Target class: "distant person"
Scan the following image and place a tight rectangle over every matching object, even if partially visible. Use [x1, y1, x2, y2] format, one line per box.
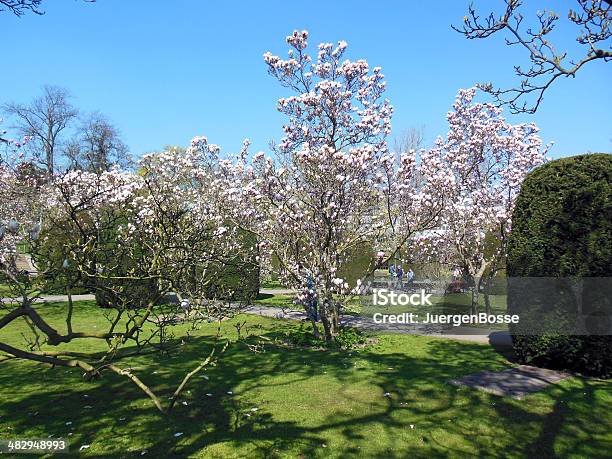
[180, 299, 190, 316]
[407, 268, 414, 289]
[388, 265, 396, 288]
[396, 265, 404, 289]
[449, 267, 465, 293]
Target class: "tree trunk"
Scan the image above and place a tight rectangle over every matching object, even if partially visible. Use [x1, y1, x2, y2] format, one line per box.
[320, 301, 333, 342]
[330, 302, 340, 336]
[319, 294, 340, 342]
[311, 319, 321, 339]
[469, 263, 489, 315]
[483, 276, 492, 315]
[470, 283, 479, 315]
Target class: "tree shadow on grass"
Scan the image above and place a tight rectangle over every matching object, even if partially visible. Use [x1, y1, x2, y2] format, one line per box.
[0, 319, 609, 458]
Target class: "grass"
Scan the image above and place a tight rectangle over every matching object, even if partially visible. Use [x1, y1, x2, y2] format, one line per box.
[254, 293, 296, 309]
[0, 283, 13, 296]
[359, 292, 509, 329]
[260, 279, 286, 290]
[0, 301, 610, 457]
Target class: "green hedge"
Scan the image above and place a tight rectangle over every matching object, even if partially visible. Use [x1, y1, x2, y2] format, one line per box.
[33, 226, 91, 296]
[507, 153, 612, 377]
[34, 220, 259, 306]
[201, 230, 260, 303]
[337, 242, 374, 288]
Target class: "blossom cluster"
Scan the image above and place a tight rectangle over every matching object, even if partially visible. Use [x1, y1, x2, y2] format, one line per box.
[407, 88, 550, 275]
[264, 30, 392, 155]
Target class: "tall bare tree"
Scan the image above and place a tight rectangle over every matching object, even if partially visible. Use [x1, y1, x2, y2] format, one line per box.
[3, 85, 78, 175]
[394, 126, 425, 155]
[65, 112, 131, 173]
[454, 0, 611, 113]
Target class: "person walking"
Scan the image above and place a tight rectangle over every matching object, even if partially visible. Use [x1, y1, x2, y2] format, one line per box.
[388, 264, 396, 288]
[407, 268, 414, 290]
[396, 265, 404, 290]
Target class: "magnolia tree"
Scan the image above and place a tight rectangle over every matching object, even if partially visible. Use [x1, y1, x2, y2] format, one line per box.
[415, 88, 549, 313]
[0, 139, 250, 413]
[208, 31, 446, 342]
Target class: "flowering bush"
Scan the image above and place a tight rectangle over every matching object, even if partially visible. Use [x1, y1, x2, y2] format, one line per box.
[0, 140, 249, 413]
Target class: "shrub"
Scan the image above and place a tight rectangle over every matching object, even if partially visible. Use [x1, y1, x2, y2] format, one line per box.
[33, 226, 91, 295]
[35, 218, 259, 306]
[282, 323, 370, 350]
[94, 278, 160, 309]
[334, 326, 370, 349]
[201, 229, 260, 303]
[34, 220, 160, 307]
[507, 153, 612, 377]
[202, 259, 260, 303]
[337, 242, 374, 288]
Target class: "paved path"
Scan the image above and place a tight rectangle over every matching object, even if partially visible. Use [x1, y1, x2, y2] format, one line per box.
[244, 304, 513, 346]
[259, 288, 296, 295]
[0, 289, 290, 304]
[1, 294, 96, 303]
[2, 291, 512, 347]
[449, 365, 569, 399]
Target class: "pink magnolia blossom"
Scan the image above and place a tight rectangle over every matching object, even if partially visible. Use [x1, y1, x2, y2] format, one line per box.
[410, 88, 550, 311]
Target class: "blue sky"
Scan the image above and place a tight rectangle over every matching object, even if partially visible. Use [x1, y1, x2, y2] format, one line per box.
[1, 0, 610, 159]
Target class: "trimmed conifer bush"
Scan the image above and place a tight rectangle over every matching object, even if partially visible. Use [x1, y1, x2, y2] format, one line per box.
[507, 153, 612, 377]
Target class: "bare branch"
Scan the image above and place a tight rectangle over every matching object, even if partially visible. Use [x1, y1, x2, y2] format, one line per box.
[0, 0, 43, 16]
[0, 0, 97, 16]
[3, 85, 78, 174]
[454, 0, 611, 113]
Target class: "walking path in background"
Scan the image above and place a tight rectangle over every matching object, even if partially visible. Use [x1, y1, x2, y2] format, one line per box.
[1, 294, 97, 303]
[2, 289, 289, 304]
[259, 288, 295, 295]
[2, 289, 512, 346]
[244, 303, 513, 346]
[0, 289, 288, 304]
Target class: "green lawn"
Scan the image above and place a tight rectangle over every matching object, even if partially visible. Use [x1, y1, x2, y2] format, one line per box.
[254, 293, 297, 309]
[0, 285, 11, 296]
[359, 292, 509, 329]
[260, 279, 286, 290]
[0, 301, 610, 458]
